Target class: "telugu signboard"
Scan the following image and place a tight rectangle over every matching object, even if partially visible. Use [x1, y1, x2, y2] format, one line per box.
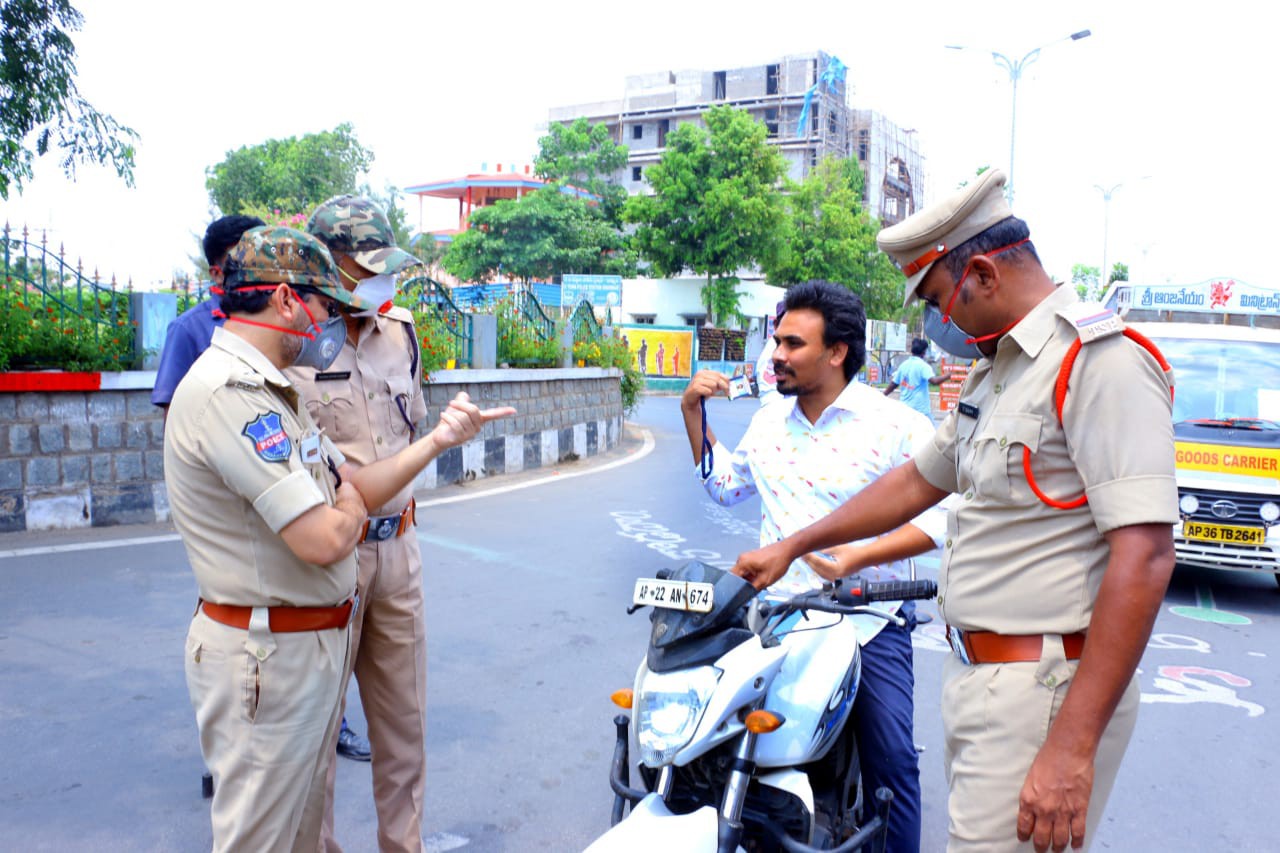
[562, 274, 622, 309]
[1119, 279, 1280, 315]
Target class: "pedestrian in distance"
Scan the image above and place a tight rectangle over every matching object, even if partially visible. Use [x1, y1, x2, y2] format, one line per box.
[884, 337, 954, 422]
[165, 225, 514, 852]
[731, 169, 1178, 853]
[681, 280, 947, 853]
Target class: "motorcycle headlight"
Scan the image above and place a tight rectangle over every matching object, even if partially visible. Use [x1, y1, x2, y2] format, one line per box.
[636, 665, 720, 767]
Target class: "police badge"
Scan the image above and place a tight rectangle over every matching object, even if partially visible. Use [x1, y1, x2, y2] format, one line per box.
[242, 412, 293, 463]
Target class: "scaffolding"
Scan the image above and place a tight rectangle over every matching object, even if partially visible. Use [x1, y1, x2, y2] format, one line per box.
[853, 109, 924, 226]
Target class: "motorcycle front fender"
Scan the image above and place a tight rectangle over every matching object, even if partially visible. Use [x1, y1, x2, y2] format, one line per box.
[583, 793, 744, 853]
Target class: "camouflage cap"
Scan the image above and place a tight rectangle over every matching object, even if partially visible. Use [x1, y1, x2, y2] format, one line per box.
[307, 195, 422, 276]
[225, 226, 377, 312]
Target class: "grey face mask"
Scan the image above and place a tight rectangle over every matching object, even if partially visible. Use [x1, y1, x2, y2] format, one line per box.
[293, 313, 346, 370]
[922, 304, 985, 361]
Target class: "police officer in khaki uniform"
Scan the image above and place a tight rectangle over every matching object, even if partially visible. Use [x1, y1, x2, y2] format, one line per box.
[286, 195, 432, 853]
[732, 170, 1178, 853]
[167, 226, 514, 852]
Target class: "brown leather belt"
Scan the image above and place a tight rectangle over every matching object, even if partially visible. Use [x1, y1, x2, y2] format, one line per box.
[199, 598, 355, 632]
[361, 498, 416, 543]
[947, 626, 1086, 665]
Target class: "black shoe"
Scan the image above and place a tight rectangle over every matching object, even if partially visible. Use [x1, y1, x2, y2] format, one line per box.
[337, 721, 371, 761]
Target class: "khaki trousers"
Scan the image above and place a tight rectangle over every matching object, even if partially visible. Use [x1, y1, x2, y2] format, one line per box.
[320, 532, 428, 853]
[186, 609, 349, 853]
[941, 638, 1140, 852]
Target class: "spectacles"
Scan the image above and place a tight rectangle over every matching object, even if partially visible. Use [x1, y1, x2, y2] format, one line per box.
[301, 291, 342, 319]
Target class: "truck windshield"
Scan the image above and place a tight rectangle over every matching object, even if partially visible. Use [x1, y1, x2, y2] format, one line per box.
[1152, 337, 1280, 427]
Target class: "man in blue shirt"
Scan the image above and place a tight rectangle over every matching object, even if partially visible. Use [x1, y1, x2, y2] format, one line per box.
[151, 215, 264, 412]
[153, 213, 373, 762]
[884, 337, 952, 420]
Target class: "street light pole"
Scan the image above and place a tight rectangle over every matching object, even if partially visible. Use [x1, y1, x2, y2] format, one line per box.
[1094, 182, 1122, 298]
[947, 29, 1091, 204]
[1094, 175, 1149, 297]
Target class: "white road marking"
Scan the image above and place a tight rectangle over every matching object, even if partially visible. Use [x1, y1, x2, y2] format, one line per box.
[415, 426, 655, 509]
[0, 534, 182, 560]
[0, 427, 655, 559]
[423, 832, 470, 852]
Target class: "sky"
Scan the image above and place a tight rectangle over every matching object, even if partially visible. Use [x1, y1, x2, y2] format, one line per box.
[1, 0, 1273, 294]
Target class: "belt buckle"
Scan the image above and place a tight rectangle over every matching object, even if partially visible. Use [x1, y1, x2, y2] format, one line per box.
[947, 626, 973, 665]
[368, 515, 398, 542]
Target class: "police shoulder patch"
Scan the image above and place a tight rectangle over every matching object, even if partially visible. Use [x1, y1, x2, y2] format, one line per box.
[1058, 301, 1124, 344]
[242, 411, 293, 463]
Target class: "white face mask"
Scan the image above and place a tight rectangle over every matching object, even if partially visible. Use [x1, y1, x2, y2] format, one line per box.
[351, 274, 397, 316]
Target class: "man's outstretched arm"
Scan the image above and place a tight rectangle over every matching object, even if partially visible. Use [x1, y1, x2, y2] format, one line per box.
[733, 460, 948, 588]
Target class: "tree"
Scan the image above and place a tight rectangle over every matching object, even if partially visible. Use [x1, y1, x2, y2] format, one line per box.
[1072, 263, 1100, 301]
[534, 117, 629, 223]
[1108, 261, 1129, 287]
[442, 188, 635, 285]
[0, 0, 137, 198]
[624, 105, 786, 327]
[204, 122, 373, 215]
[762, 156, 903, 320]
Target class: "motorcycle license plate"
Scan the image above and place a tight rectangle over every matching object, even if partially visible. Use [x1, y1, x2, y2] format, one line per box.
[1182, 521, 1266, 546]
[632, 578, 715, 613]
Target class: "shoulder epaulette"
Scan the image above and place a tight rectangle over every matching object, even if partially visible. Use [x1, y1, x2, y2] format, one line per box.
[1056, 301, 1124, 344]
[381, 305, 415, 324]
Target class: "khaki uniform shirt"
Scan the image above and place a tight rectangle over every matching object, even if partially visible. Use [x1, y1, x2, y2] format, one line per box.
[914, 285, 1178, 635]
[287, 306, 426, 516]
[164, 327, 357, 607]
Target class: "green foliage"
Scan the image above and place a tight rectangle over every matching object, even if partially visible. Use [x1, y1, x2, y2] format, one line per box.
[489, 294, 563, 366]
[0, 279, 133, 371]
[624, 105, 785, 327]
[535, 117, 630, 223]
[702, 276, 746, 329]
[205, 122, 373, 215]
[1108, 261, 1129, 286]
[1072, 263, 1100, 300]
[573, 332, 643, 417]
[443, 188, 635, 284]
[0, 0, 137, 199]
[762, 156, 902, 320]
[410, 307, 466, 373]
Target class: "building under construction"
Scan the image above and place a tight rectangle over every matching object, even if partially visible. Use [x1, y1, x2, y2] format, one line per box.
[547, 50, 924, 226]
[852, 109, 925, 226]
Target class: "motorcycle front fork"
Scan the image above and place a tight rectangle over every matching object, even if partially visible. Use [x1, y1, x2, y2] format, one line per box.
[716, 729, 758, 853]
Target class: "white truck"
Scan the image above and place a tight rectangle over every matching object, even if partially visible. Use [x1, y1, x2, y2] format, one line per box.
[1104, 279, 1280, 588]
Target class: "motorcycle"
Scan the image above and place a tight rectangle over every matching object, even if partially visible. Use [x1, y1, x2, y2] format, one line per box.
[585, 560, 937, 853]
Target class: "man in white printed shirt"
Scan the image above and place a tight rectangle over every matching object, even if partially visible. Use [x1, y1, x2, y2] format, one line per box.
[680, 280, 945, 853]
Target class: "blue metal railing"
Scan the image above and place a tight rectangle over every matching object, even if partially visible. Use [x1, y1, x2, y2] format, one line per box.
[398, 273, 473, 368]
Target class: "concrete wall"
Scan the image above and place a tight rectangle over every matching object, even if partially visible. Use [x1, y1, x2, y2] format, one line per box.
[0, 367, 623, 533]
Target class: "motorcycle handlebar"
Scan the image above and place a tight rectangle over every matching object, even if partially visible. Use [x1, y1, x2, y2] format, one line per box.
[832, 578, 937, 606]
